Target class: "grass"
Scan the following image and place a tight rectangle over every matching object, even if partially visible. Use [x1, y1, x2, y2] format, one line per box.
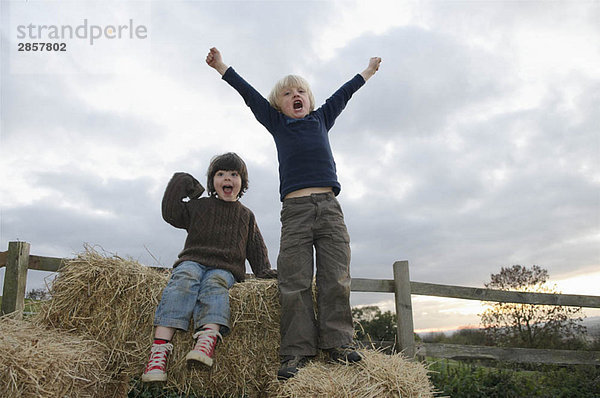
[428, 359, 600, 398]
[0, 296, 43, 316]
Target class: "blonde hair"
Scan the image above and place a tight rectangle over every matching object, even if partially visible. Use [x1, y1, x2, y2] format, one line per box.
[268, 75, 315, 113]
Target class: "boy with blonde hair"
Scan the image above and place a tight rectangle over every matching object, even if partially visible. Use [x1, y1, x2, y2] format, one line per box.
[207, 49, 381, 380]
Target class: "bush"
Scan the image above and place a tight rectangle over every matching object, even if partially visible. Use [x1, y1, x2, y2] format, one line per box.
[429, 361, 527, 397]
[428, 360, 600, 398]
[352, 306, 397, 342]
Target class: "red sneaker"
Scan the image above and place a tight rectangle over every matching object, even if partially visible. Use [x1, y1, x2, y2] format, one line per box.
[141, 342, 173, 382]
[185, 328, 222, 367]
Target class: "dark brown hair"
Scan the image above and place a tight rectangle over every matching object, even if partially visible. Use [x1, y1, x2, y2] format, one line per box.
[206, 152, 249, 198]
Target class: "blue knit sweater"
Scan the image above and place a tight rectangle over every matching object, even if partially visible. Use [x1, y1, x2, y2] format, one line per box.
[222, 67, 365, 201]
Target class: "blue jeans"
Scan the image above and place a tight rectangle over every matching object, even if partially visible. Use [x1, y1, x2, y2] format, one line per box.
[153, 261, 235, 335]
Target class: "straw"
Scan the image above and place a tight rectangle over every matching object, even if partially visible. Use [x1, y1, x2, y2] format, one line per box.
[33, 246, 434, 397]
[0, 315, 126, 397]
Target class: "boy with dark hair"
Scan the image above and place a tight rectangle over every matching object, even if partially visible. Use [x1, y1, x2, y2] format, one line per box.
[142, 152, 276, 382]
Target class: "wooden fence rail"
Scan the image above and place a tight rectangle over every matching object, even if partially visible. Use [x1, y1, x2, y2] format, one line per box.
[1, 241, 599, 366]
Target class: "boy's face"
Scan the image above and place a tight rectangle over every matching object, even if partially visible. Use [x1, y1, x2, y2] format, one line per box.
[213, 170, 242, 201]
[278, 86, 310, 119]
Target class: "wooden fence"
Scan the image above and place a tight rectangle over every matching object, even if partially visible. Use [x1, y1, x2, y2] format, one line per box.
[1, 241, 599, 366]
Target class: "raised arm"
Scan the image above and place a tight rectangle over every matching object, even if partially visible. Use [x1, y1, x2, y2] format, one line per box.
[206, 47, 229, 76]
[206, 47, 281, 132]
[360, 57, 382, 82]
[316, 57, 382, 129]
[162, 172, 205, 229]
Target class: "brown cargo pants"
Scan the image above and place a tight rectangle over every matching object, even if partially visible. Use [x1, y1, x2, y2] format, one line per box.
[277, 192, 354, 356]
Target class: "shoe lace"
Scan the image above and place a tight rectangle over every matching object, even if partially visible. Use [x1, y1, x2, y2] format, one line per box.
[192, 329, 222, 355]
[145, 342, 173, 372]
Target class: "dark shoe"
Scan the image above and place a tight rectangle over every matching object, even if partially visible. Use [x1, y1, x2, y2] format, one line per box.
[327, 344, 362, 363]
[277, 355, 309, 380]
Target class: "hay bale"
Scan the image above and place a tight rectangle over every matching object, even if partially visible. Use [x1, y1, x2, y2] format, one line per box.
[160, 278, 281, 397]
[275, 350, 435, 398]
[35, 247, 281, 397]
[35, 247, 434, 397]
[35, 247, 169, 374]
[0, 316, 126, 398]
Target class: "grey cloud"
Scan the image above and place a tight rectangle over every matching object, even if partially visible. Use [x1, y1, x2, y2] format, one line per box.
[323, 40, 599, 290]
[2, 75, 162, 146]
[31, 171, 159, 215]
[146, 1, 336, 87]
[312, 27, 508, 139]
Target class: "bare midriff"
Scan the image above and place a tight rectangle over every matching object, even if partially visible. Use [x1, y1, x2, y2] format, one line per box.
[284, 186, 333, 200]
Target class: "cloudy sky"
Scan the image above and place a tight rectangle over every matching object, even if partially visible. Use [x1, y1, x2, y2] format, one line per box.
[1, 0, 599, 332]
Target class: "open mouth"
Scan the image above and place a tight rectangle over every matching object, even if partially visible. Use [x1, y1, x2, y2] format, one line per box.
[222, 185, 233, 195]
[293, 100, 303, 110]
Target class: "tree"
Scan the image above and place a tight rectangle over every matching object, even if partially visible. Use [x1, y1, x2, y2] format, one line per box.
[352, 305, 397, 342]
[26, 288, 50, 301]
[480, 265, 586, 349]
[421, 327, 488, 346]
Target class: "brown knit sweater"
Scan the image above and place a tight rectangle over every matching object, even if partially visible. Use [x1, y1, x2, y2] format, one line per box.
[162, 172, 275, 282]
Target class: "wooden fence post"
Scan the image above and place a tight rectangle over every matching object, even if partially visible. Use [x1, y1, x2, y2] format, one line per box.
[1, 241, 30, 318]
[393, 260, 416, 357]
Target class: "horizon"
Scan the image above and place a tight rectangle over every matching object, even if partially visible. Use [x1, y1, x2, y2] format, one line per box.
[5, 252, 598, 336]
